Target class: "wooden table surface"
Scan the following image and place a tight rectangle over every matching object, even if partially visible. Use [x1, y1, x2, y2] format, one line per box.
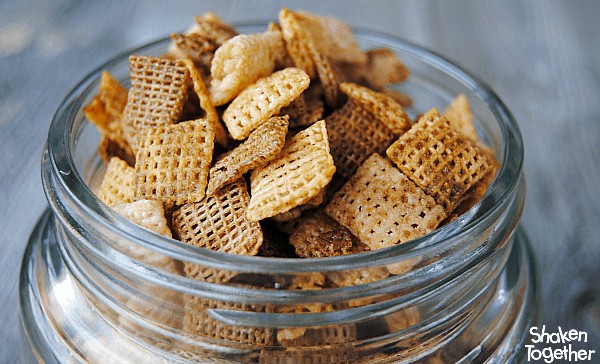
[2, 0, 599, 361]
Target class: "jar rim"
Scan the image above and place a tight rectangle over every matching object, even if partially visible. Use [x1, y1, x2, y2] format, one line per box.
[44, 24, 524, 273]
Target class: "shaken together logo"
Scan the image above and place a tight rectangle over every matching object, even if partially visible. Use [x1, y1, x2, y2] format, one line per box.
[525, 326, 595, 363]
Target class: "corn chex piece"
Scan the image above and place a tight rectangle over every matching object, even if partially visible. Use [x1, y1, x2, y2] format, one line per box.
[363, 48, 409, 90]
[135, 119, 214, 205]
[112, 199, 172, 238]
[325, 154, 447, 250]
[172, 179, 263, 255]
[122, 55, 189, 149]
[247, 120, 335, 221]
[210, 30, 286, 106]
[443, 94, 478, 141]
[340, 82, 412, 135]
[206, 116, 289, 197]
[386, 109, 494, 212]
[326, 101, 397, 179]
[289, 211, 357, 258]
[97, 157, 135, 206]
[222, 67, 309, 140]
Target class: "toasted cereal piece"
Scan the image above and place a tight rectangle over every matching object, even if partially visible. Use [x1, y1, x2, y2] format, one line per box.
[258, 220, 298, 258]
[326, 101, 397, 179]
[279, 94, 311, 128]
[184, 264, 237, 284]
[169, 33, 218, 76]
[122, 56, 189, 149]
[210, 30, 286, 106]
[340, 82, 411, 135]
[223, 67, 310, 140]
[135, 119, 214, 205]
[269, 188, 326, 222]
[206, 116, 289, 197]
[386, 109, 494, 212]
[295, 10, 366, 65]
[97, 157, 135, 206]
[190, 12, 238, 45]
[279, 8, 317, 78]
[112, 200, 172, 238]
[327, 266, 389, 288]
[289, 211, 356, 258]
[363, 48, 409, 90]
[382, 88, 413, 108]
[182, 59, 229, 148]
[172, 179, 263, 255]
[247, 120, 336, 221]
[325, 154, 447, 250]
[443, 94, 478, 141]
[98, 71, 128, 118]
[97, 135, 135, 167]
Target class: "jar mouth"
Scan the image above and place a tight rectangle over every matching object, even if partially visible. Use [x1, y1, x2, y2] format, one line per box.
[44, 25, 524, 273]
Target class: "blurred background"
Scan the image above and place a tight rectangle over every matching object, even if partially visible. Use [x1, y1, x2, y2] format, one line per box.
[1, 0, 599, 361]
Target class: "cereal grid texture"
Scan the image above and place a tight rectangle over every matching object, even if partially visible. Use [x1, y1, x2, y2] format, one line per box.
[222, 67, 309, 140]
[97, 157, 135, 206]
[386, 109, 493, 212]
[112, 199, 172, 238]
[326, 101, 397, 179]
[289, 212, 355, 258]
[122, 55, 189, 149]
[172, 179, 264, 255]
[247, 120, 335, 221]
[135, 118, 214, 205]
[206, 116, 289, 197]
[325, 154, 447, 250]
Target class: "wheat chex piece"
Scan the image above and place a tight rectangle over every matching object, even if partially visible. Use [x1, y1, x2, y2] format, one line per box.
[190, 12, 238, 45]
[247, 120, 336, 221]
[278, 93, 311, 128]
[135, 118, 214, 205]
[326, 101, 397, 179]
[122, 55, 189, 149]
[169, 33, 219, 77]
[289, 211, 357, 258]
[112, 199, 172, 238]
[172, 179, 263, 255]
[206, 116, 289, 197]
[386, 109, 494, 212]
[340, 82, 412, 135]
[443, 94, 478, 141]
[223, 67, 309, 140]
[97, 157, 135, 206]
[210, 30, 286, 106]
[325, 154, 447, 250]
[363, 48, 409, 90]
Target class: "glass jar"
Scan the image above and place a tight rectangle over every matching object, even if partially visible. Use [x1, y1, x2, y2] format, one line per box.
[19, 25, 536, 363]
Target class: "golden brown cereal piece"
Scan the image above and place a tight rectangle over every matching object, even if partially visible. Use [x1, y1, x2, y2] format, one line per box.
[443, 94, 478, 141]
[206, 116, 289, 197]
[135, 118, 214, 205]
[386, 109, 494, 212]
[183, 264, 237, 284]
[279, 8, 318, 78]
[97, 157, 135, 206]
[210, 30, 286, 106]
[112, 199, 172, 238]
[382, 88, 413, 108]
[289, 211, 357, 258]
[326, 101, 397, 179]
[190, 12, 238, 45]
[313, 48, 340, 108]
[269, 188, 326, 223]
[182, 59, 229, 148]
[340, 82, 412, 135]
[247, 120, 336, 221]
[97, 135, 135, 167]
[172, 179, 264, 255]
[122, 55, 189, 149]
[169, 33, 218, 77]
[222, 67, 310, 140]
[363, 48, 409, 90]
[327, 266, 389, 288]
[98, 70, 128, 118]
[295, 10, 367, 65]
[325, 154, 447, 250]
[278, 93, 311, 128]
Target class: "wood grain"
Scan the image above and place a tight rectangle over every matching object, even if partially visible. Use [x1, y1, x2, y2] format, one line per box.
[1, 0, 599, 361]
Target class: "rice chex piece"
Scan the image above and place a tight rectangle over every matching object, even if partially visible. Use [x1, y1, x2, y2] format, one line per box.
[97, 157, 135, 206]
[325, 154, 446, 250]
[247, 120, 336, 221]
[135, 118, 214, 205]
[112, 199, 172, 238]
[443, 94, 478, 141]
[363, 48, 409, 90]
[340, 82, 411, 135]
[222, 67, 309, 140]
[206, 116, 289, 197]
[172, 179, 263, 255]
[210, 30, 286, 106]
[289, 211, 356, 258]
[122, 55, 189, 149]
[326, 101, 397, 179]
[386, 109, 494, 212]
